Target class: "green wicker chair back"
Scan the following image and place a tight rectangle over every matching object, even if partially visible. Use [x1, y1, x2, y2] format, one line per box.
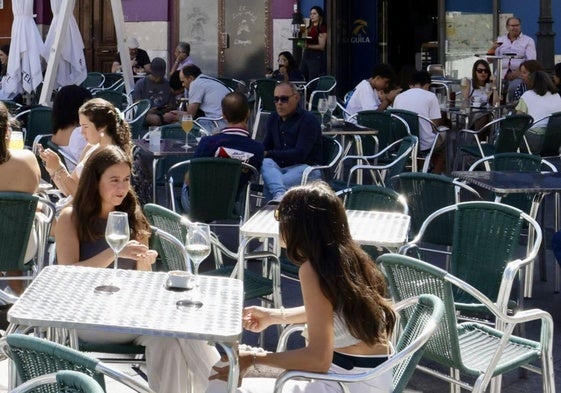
[144, 204, 190, 272]
[379, 253, 552, 393]
[80, 72, 105, 90]
[390, 172, 457, 242]
[491, 114, 533, 154]
[123, 99, 151, 139]
[538, 111, 561, 156]
[339, 185, 406, 212]
[188, 158, 243, 222]
[450, 202, 523, 305]
[0, 192, 39, 270]
[5, 334, 106, 392]
[253, 79, 279, 112]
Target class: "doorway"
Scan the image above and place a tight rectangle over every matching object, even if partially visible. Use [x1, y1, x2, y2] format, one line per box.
[0, 0, 13, 47]
[74, 0, 117, 72]
[381, 0, 438, 73]
[173, 0, 270, 82]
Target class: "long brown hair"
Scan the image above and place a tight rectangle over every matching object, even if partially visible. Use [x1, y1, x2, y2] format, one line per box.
[278, 181, 396, 344]
[0, 102, 10, 164]
[72, 145, 149, 243]
[78, 98, 132, 158]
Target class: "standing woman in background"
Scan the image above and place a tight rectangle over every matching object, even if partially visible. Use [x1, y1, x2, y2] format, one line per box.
[300, 6, 327, 81]
[0, 45, 9, 79]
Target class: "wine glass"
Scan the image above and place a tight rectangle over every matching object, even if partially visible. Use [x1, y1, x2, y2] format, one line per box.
[180, 114, 193, 149]
[95, 211, 130, 293]
[327, 95, 338, 126]
[317, 98, 328, 130]
[185, 222, 211, 282]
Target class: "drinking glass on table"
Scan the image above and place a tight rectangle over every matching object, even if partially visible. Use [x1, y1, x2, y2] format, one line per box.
[327, 95, 338, 125]
[95, 211, 130, 293]
[317, 98, 328, 130]
[180, 113, 193, 149]
[185, 222, 211, 282]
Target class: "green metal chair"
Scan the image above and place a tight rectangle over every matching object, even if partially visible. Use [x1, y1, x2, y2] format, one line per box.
[0, 192, 41, 302]
[302, 136, 343, 185]
[379, 253, 555, 393]
[101, 73, 125, 91]
[337, 184, 408, 213]
[467, 153, 557, 299]
[250, 79, 279, 140]
[80, 72, 105, 90]
[390, 172, 480, 242]
[14, 106, 54, 148]
[92, 89, 128, 110]
[399, 201, 541, 320]
[387, 108, 449, 173]
[11, 370, 105, 393]
[123, 99, 151, 139]
[274, 295, 444, 393]
[143, 203, 281, 308]
[533, 111, 561, 157]
[165, 157, 257, 223]
[1, 334, 153, 392]
[343, 135, 418, 187]
[458, 114, 533, 168]
[304, 75, 337, 111]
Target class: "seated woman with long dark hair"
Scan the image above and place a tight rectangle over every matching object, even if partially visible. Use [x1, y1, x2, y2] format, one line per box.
[207, 181, 396, 393]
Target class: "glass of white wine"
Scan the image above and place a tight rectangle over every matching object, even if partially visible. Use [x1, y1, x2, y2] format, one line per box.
[181, 114, 193, 149]
[177, 223, 211, 308]
[317, 98, 328, 130]
[185, 222, 211, 279]
[96, 211, 130, 293]
[327, 95, 338, 127]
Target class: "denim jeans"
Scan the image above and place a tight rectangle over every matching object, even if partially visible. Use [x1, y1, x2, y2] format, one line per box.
[261, 158, 321, 201]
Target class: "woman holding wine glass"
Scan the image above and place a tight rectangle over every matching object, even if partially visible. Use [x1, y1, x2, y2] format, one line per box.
[56, 145, 220, 393]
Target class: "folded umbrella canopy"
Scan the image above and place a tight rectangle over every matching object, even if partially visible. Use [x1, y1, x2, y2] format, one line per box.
[42, 0, 87, 87]
[2, 0, 44, 98]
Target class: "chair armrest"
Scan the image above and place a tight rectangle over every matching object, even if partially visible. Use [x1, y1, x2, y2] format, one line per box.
[276, 324, 306, 352]
[96, 362, 155, 393]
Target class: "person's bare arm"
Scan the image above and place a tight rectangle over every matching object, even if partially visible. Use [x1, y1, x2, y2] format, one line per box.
[111, 61, 122, 73]
[56, 208, 157, 269]
[187, 102, 200, 118]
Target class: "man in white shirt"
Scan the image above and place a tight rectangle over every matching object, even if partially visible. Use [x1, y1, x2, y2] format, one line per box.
[164, 65, 230, 124]
[345, 64, 401, 122]
[488, 17, 536, 102]
[393, 70, 446, 173]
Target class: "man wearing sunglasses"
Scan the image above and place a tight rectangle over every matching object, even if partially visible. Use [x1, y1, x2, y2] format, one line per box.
[261, 82, 323, 202]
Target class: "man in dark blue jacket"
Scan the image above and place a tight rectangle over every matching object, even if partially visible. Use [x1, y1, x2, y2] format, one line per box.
[261, 82, 323, 201]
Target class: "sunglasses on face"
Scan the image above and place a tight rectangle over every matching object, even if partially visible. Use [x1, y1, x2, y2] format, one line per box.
[476, 69, 489, 74]
[273, 94, 295, 103]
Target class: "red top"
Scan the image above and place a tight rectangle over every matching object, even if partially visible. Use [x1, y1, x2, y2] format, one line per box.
[307, 24, 327, 45]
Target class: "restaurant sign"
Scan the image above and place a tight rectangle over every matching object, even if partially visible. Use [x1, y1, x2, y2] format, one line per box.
[351, 19, 371, 44]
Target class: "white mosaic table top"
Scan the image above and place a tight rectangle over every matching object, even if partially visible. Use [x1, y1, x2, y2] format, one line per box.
[241, 205, 410, 248]
[9, 265, 243, 342]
